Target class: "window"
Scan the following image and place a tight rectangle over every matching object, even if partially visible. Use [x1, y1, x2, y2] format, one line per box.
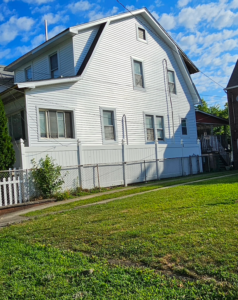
[8, 111, 25, 140]
[136, 25, 147, 43]
[50, 53, 59, 79]
[145, 114, 164, 142]
[25, 66, 32, 81]
[39, 110, 73, 139]
[168, 70, 176, 94]
[133, 60, 144, 89]
[181, 118, 187, 135]
[103, 110, 115, 140]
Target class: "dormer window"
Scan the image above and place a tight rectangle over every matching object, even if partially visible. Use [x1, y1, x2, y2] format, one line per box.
[50, 53, 59, 79]
[25, 66, 32, 81]
[136, 25, 147, 43]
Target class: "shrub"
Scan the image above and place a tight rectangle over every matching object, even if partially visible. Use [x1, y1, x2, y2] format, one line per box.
[31, 155, 65, 198]
[54, 190, 71, 201]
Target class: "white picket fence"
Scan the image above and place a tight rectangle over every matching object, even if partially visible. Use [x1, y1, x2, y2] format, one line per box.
[0, 169, 24, 207]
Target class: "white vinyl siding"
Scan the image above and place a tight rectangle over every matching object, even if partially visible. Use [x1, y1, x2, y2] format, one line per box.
[24, 15, 198, 147]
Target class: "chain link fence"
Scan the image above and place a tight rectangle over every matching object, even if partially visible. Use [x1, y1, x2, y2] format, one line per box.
[0, 154, 230, 207]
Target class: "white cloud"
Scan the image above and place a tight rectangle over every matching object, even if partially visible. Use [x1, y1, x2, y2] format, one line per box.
[0, 48, 11, 59]
[0, 16, 35, 45]
[125, 5, 135, 11]
[0, 13, 4, 21]
[177, 0, 191, 8]
[159, 13, 176, 30]
[48, 25, 66, 39]
[151, 11, 159, 20]
[68, 1, 92, 13]
[5, 0, 54, 3]
[87, 6, 119, 22]
[31, 5, 51, 14]
[41, 13, 69, 25]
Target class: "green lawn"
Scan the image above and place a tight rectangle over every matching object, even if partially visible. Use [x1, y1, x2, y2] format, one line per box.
[1, 173, 238, 299]
[24, 170, 238, 217]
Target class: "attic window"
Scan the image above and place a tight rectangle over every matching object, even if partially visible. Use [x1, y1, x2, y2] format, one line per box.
[50, 53, 59, 79]
[136, 25, 147, 43]
[25, 66, 32, 81]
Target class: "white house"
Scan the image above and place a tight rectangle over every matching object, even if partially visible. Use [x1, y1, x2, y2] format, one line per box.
[1, 8, 202, 188]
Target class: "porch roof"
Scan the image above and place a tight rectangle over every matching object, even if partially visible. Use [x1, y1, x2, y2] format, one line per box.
[196, 110, 229, 126]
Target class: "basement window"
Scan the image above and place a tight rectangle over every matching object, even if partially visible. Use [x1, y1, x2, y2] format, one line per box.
[39, 110, 73, 139]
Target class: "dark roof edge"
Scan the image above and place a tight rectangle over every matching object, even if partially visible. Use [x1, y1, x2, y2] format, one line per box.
[195, 109, 229, 123]
[77, 22, 106, 76]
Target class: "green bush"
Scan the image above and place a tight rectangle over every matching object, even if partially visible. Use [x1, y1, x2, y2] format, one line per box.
[31, 155, 65, 198]
[0, 98, 15, 170]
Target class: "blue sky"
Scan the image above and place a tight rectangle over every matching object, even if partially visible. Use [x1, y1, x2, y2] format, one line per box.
[0, 0, 237, 108]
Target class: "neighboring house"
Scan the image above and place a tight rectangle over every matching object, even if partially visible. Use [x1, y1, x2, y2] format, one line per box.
[0, 65, 14, 94]
[0, 8, 202, 186]
[196, 109, 230, 169]
[225, 60, 238, 168]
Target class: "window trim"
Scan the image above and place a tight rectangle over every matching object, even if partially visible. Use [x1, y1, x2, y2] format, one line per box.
[136, 24, 148, 44]
[167, 69, 177, 95]
[25, 65, 32, 82]
[49, 52, 60, 79]
[131, 56, 146, 91]
[143, 112, 165, 144]
[181, 117, 188, 136]
[100, 107, 118, 144]
[36, 106, 76, 142]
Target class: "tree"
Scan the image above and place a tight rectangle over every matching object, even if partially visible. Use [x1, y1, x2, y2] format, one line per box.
[0, 98, 15, 170]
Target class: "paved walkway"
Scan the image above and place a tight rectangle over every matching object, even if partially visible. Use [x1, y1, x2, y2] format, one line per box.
[0, 172, 236, 229]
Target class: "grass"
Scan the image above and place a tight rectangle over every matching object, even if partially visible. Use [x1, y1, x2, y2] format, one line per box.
[24, 170, 238, 217]
[1, 172, 238, 298]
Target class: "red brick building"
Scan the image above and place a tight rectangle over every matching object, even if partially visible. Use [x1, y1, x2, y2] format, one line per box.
[225, 60, 238, 168]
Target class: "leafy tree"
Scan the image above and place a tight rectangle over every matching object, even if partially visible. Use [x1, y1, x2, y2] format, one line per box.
[0, 98, 15, 170]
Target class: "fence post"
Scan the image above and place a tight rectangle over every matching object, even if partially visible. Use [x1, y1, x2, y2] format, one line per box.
[77, 140, 83, 188]
[197, 155, 200, 173]
[18, 138, 25, 169]
[189, 156, 193, 175]
[155, 139, 160, 180]
[181, 139, 184, 176]
[144, 160, 147, 182]
[122, 139, 127, 187]
[96, 164, 101, 190]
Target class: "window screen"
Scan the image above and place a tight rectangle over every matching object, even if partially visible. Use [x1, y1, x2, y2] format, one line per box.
[138, 28, 146, 40]
[50, 53, 59, 78]
[146, 115, 154, 141]
[25, 66, 32, 81]
[39, 110, 73, 139]
[168, 70, 176, 94]
[134, 60, 144, 88]
[8, 111, 25, 141]
[181, 118, 187, 135]
[103, 110, 115, 140]
[156, 116, 164, 140]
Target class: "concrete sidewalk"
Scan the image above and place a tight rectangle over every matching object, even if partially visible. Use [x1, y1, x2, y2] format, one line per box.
[0, 172, 236, 229]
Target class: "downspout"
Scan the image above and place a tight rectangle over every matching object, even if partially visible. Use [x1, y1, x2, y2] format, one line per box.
[122, 114, 128, 145]
[162, 58, 175, 142]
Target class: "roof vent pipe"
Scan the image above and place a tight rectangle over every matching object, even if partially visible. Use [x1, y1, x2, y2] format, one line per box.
[45, 20, 48, 41]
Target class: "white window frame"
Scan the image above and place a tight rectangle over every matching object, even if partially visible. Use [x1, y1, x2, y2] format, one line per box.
[136, 24, 148, 44]
[143, 112, 165, 143]
[25, 65, 32, 81]
[131, 56, 146, 91]
[36, 106, 76, 141]
[100, 107, 118, 144]
[181, 118, 188, 136]
[49, 52, 60, 79]
[167, 69, 177, 95]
